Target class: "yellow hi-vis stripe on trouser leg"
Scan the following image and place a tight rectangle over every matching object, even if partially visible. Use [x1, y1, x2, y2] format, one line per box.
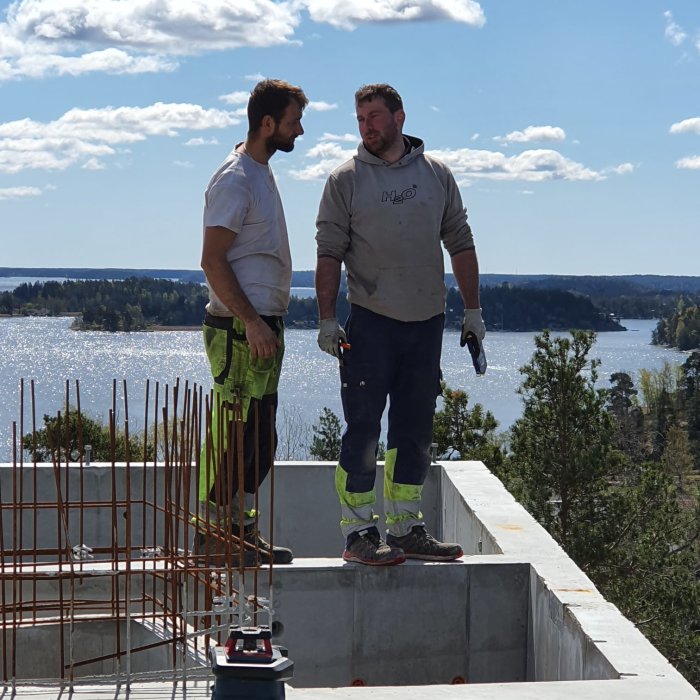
[336, 464, 378, 537]
[383, 448, 424, 536]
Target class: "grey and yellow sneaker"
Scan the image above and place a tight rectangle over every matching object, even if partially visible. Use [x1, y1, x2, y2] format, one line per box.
[343, 528, 406, 566]
[386, 526, 463, 562]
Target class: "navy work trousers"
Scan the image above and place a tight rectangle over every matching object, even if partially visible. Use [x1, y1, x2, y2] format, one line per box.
[337, 304, 443, 533]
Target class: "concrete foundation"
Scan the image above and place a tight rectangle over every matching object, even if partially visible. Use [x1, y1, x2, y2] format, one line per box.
[1, 460, 698, 698]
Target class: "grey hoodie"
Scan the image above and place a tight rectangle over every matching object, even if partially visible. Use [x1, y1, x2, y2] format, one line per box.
[315, 135, 474, 322]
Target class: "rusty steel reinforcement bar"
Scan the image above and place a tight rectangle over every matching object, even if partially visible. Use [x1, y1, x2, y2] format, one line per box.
[1, 377, 278, 685]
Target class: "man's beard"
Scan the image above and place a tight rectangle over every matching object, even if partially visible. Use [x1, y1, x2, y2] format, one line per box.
[363, 124, 398, 158]
[363, 133, 388, 155]
[268, 132, 296, 154]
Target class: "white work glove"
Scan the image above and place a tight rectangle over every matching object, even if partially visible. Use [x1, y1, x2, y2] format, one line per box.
[460, 308, 486, 346]
[317, 318, 347, 358]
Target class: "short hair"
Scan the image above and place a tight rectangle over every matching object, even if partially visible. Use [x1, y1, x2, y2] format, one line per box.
[355, 84, 403, 114]
[247, 79, 309, 135]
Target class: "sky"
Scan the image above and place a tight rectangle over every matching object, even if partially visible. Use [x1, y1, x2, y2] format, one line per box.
[0, 0, 699, 276]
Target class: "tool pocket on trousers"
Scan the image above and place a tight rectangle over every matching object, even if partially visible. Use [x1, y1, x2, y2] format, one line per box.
[245, 355, 277, 398]
[203, 324, 233, 385]
[340, 362, 374, 423]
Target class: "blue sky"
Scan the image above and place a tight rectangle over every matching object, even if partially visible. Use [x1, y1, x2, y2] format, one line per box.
[0, 1, 699, 276]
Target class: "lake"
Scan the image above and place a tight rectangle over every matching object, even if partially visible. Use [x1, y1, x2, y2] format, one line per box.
[0, 316, 686, 461]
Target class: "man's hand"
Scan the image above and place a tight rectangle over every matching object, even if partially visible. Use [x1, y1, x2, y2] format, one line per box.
[245, 317, 280, 360]
[460, 308, 486, 346]
[317, 318, 347, 358]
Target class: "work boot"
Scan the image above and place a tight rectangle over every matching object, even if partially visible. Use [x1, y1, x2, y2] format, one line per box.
[343, 528, 406, 566]
[386, 526, 463, 562]
[191, 530, 255, 568]
[191, 527, 293, 567]
[238, 524, 294, 565]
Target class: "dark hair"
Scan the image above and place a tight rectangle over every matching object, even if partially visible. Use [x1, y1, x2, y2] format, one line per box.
[247, 79, 309, 135]
[355, 84, 403, 113]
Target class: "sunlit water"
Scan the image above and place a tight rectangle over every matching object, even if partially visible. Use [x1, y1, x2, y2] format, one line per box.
[0, 317, 686, 460]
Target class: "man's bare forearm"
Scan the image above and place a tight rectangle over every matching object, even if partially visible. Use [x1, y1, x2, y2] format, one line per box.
[315, 256, 342, 320]
[201, 225, 278, 358]
[451, 248, 480, 309]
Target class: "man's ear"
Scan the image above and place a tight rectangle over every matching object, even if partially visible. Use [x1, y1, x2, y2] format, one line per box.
[260, 114, 275, 136]
[395, 109, 406, 130]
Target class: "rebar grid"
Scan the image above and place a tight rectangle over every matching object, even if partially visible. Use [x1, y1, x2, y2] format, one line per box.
[0, 378, 278, 686]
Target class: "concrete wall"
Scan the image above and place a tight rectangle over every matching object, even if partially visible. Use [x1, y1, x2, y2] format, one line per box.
[4, 619, 174, 680]
[266, 559, 530, 688]
[0, 461, 441, 559]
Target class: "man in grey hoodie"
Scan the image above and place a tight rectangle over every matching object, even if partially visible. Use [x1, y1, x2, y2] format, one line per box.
[315, 83, 486, 565]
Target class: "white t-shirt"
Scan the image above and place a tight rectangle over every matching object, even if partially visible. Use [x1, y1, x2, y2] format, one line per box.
[203, 150, 292, 317]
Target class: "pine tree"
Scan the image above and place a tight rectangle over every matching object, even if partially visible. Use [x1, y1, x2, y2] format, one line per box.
[508, 330, 624, 565]
[432, 383, 505, 472]
[309, 407, 343, 461]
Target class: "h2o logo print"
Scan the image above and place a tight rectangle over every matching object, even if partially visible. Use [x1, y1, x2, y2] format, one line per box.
[381, 186, 417, 204]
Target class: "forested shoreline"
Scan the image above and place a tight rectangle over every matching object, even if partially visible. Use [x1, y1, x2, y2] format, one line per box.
[653, 302, 700, 351]
[2, 277, 628, 333]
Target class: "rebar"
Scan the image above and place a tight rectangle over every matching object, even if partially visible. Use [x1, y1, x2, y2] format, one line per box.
[0, 377, 277, 686]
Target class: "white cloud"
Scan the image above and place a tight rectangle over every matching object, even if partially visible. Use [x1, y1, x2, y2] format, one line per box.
[319, 132, 358, 143]
[289, 141, 356, 180]
[220, 91, 250, 105]
[670, 119, 700, 167]
[430, 105, 440, 112]
[497, 126, 566, 144]
[185, 137, 219, 146]
[0, 185, 42, 200]
[290, 135, 609, 184]
[307, 101, 338, 112]
[676, 155, 700, 169]
[663, 10, 687, 46]
[670, 117, 700, 135]
[245, 72, 266, 82]
[5, 48, 177, 80]
[303, 0, 485, 31]
[0, 1, 488, 82]
[0, 102, 239, 174]
[605, 162, 634, 175]
[430, 147, 603, 183]
[173, 160, 194, 168]
[0, 0, 299, 81]
[81, 158, 105, 170]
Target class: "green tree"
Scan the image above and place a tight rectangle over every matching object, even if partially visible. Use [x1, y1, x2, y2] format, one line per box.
[607, 372, 646, 462]
[508, 330, 624, 566]
[22, 409, 154, 463]
[595, 460, 700, 687]
[680, 352, 700, 448]
[639, 362, 683, 459]
[432, 383, 505, 472]
[308, 407, 385, 461]
[309, 407, 343, 461]
[661, 423, 695, 493]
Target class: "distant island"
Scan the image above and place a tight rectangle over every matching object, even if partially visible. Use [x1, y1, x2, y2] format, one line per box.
[2, 268, 700, 333]
[3, 267, 700, 294]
